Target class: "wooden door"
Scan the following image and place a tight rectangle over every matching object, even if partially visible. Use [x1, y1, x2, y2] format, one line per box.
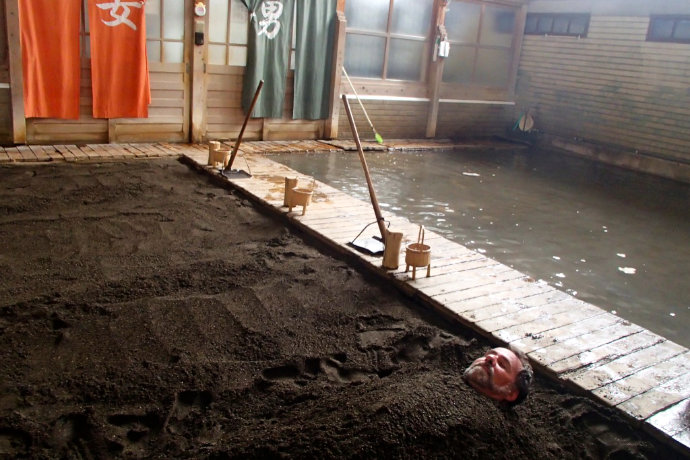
[11, 0, 192, 144]
[111, 0, 192, 143]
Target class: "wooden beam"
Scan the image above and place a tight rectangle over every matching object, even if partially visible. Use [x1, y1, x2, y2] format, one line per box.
[190, 9, 208, 143]
[324, 11, 346, 140]
[425, 0, 448, 138]
[508, 4, 528, 101]
[5, 0, 25, 143]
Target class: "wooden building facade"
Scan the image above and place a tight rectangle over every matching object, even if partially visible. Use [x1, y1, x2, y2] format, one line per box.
[0, 0, 688, 180]
[0, 0, 528, 145]
[516, 0, 690, 182]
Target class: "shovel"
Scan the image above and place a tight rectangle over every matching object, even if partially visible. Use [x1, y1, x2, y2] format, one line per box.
[222, 80, 264, 179]
[342, 94, 387, 256]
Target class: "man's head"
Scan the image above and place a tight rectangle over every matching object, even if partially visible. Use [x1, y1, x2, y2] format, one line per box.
[462, 346, 533, 405]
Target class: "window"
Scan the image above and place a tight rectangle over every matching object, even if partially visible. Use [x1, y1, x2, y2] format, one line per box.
[648, 16, 690, 43]
[344, 0, 434, 81]
[208, 0, 250, 66]
[442, 1, 518, 88]
[524, 13, 590, 37]
[145, 0, 186, 63]
[80, 1, 182, 62]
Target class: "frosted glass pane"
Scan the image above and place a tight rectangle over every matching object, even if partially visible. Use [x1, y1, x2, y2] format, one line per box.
[569, 16, 588, 35]
[147, 41, 161, 62]
[480, 6, 515, 47]
[649, 19, 674, 40]
[146, 0, 161, 39]
[84, 0, 90, 33]
[446, 1, 481, 43]
[229, 45, 247, 66]
[475, 48, 510, 87]
[442, 45, 474, 83]
[553, 16, 569, 35]
[163, 0, 184, 40]
[209, 44, 227, 65]
[229, 0, 248, 44]
[676, 19, 690, 40]
[345, 34, 385, 78]
[163, 41, 183, 63]
[209, 0, 229, 42]
[387, 39, 424, 81]
[345, 0, 389, 32]
[537, 16, 553, 34]
[391, 0, 433, 37]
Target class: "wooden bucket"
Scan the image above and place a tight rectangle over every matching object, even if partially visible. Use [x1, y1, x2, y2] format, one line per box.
[207, 141, 221, 165]
[289, 187, 313, 215]
[382, 229, 403, 270]
[284, 177, 298, 207]
[405, 225, 431, 279]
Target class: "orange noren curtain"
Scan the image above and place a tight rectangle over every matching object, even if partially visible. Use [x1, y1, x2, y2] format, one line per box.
[18, 0, 81, 119]
[88, 0, 150, 118]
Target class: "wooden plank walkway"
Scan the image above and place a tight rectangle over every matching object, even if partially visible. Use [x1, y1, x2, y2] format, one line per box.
[0, 142, 184, 162]
[1, 141, 688, 455]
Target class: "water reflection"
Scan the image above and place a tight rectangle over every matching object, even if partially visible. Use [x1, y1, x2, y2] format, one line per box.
[269, 149, 690, 347]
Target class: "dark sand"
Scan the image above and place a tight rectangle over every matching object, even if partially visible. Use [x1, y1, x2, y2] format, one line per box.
[0, 158, 682, 459]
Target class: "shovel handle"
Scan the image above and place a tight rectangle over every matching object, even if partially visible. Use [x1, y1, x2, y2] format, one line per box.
[226, 80, 264, 171]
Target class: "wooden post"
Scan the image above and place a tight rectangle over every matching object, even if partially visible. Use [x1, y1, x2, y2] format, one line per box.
[6, 0, 25, 144]
[508, 5, 528, 101]
[324, 11, 347, 139]
[426, 0, 448, 138]
[191, 8, 208, 143]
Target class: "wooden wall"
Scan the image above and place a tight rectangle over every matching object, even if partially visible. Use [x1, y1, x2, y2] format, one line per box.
[206, 65, 259, 141]
[335, 98, 515, 141]
[337, 99, 429, 140]
[207, 65, 324, 143]
[516, 16, 690, 169]
[436, 103, 515, 139]
[25, 62, 188, 144]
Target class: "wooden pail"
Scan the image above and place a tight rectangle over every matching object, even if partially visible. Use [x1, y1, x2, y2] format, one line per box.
[289, 187, 313, 215]
[284, 177, 298, 207]
[207, 141, 221, 165]
[405, 225, 431, 279]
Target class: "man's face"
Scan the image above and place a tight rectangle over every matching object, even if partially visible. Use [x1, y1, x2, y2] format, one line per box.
[463, 347, 524, 402]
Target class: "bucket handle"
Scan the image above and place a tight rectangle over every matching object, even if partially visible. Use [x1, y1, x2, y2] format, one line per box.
[417, 225, 425, 245]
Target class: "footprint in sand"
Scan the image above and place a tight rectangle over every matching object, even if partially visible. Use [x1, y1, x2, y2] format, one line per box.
[260, 353, 372, 387]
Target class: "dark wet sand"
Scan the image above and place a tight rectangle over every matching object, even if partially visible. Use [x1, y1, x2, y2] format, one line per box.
[0, 159, 681, 459]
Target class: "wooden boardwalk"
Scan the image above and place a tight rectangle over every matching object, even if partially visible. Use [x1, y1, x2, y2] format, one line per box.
[2, 141, 688, 455]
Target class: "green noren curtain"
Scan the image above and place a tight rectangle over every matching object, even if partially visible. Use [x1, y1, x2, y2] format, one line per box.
[241, 0, 294, 118]
[293, 0, 337, 120]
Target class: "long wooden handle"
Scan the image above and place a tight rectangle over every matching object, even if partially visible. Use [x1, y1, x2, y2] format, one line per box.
[341, 94, 386, 241]
[342, 68, 376, 135]
[226, 80, 264, 171]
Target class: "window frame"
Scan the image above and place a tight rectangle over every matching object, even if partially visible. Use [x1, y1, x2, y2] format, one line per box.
[647, 15, 690, 44]
[524, 13, 590, 38]
[145, 0, 187, 64]
[344, 0, 434, 83]
[440, 1, 521, 93]
[207, 0, 251, 67]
